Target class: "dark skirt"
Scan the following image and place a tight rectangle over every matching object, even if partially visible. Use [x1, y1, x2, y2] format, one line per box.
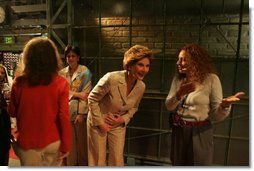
[171, 122, 214, 166]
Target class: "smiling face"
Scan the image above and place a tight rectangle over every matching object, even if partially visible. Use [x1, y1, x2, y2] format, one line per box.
[66, 51, 79, 69]
[177, 50, 191, 74]
[128, 57, 150, 80]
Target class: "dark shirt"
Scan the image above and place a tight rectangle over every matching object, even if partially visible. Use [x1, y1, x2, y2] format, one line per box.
[0, 92, 11, 165]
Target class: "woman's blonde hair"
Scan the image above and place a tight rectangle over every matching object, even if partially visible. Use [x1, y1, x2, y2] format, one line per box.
[123, 45, 152, 70]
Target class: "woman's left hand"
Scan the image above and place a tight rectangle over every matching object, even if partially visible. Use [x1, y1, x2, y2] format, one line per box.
[74, 114, 85, 124]
[74, 92, 88, 101]
[105, 114, 124, 127]
[58, 151, 70, 160]
[11, 128, 19, 140]
[221, 91, 245, 108]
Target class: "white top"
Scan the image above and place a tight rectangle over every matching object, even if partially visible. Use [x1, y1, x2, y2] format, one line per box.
[165, 73, 231, 122]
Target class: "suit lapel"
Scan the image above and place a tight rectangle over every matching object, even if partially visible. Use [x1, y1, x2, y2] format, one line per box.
[118, 80, 142, 106]
[118, 77, 127, 105]
[127, 81, 141, 99]
[118, 71, 127, 105]
[116, 71, 143, 105]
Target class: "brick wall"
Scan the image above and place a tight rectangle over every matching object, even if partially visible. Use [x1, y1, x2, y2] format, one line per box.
[92, 14, 249, 58]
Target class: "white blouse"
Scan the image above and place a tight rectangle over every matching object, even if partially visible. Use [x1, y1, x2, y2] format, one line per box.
[165, 73, 231, 122]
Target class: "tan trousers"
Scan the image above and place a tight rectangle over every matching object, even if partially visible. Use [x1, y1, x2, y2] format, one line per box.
[87, 121, 126, 166]
[17, 140, 62, 166]
[64, 119, 88, 166]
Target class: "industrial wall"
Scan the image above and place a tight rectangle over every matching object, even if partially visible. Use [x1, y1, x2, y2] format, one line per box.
[0, 0, 249, 166]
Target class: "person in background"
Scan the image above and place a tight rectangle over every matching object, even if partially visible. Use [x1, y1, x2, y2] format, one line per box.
[87, 45, 152, 166]
[8, 37, 72, 166]
[0, 64, 12, 165]
[0, 63, 19, 144]
[59, 45, 92, 166]
[165, 43, 244, 166]
[0, 64, 13, 96]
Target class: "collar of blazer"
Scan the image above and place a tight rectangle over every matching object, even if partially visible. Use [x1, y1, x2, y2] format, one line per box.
[117, 72, 142, 105]
[62, 65, 86, 81]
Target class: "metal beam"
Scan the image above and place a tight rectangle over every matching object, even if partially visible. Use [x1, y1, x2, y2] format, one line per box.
[51, 0, 67, 24]
[11, 4, 46, 13]
[12, 19, 46, 26]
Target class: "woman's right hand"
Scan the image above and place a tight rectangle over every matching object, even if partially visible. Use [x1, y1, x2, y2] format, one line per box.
[98, 123, 111, 133]
[177, 81, 196, 99]
[221, 91, 245, 108]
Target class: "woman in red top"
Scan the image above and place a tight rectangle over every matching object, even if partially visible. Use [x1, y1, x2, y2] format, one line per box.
[8, 37, 72, 166]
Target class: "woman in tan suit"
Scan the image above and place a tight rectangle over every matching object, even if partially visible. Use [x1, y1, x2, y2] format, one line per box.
[87, 45, 152, 166]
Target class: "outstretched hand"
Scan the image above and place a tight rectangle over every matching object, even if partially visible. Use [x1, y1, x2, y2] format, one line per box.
[221, 92, 245, 108]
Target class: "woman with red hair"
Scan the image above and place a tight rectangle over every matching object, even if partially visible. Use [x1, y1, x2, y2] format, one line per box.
[165, 44, 244, 166]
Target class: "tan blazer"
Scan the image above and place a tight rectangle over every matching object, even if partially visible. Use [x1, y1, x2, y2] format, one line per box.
[87, 70, 145, 126]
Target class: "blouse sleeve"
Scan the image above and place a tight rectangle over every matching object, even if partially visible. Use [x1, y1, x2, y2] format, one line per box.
[209, 74, 231, 122]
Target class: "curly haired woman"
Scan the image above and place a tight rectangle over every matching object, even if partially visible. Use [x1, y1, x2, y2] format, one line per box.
[165, 44, 244, 166]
